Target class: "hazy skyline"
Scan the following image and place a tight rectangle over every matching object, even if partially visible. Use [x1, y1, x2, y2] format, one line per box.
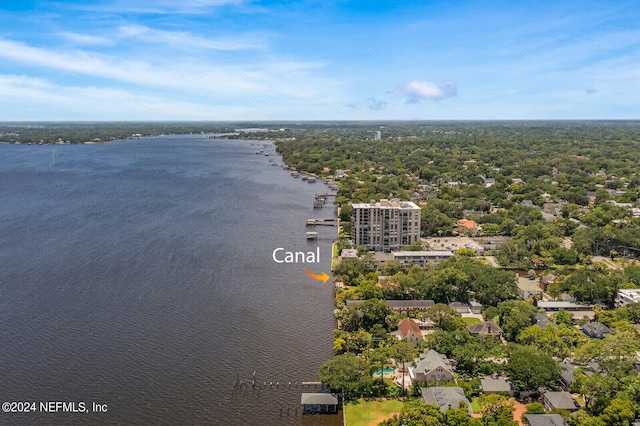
[1, 1, 639, 121]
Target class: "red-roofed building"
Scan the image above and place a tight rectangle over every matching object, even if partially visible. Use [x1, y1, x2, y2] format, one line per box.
[457, 219, 481, 236]
[398, 318, 423, 345]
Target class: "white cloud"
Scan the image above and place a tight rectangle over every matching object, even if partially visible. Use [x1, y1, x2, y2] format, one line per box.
[394, 80, 457, 103]
[69, 0, 245, 15]
[0, 38, 331, 99]
[117, 24, 267, 50]
[0, 74, 250, 120]
[57, 31, 115, 46]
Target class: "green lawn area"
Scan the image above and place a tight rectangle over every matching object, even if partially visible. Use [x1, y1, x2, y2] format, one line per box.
[461, 317, 482, 325]
[470, 397, 482, 412]
[345, 399, 404, 426]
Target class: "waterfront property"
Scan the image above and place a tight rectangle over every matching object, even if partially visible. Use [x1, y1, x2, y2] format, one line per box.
[351, 199, 421, 252]
[300, 393, 339, 414]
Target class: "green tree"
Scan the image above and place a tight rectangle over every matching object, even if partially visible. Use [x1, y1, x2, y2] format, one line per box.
[600, 398, 636, 426]
[317, 353, 374, 400]
[497, 300, 537, 341]
[505, 344, 559, 391]
[553, 309, 574, 327]
[427, 303, 465, 331]
[479, 394, 517, 426]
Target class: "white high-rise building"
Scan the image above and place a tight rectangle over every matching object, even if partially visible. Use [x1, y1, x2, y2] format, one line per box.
[352, 199, 421, 252]
[374, 130, 382, 140]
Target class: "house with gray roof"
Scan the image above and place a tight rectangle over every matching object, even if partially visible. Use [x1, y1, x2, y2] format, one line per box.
[421, 387, 473, 414]
[468, 321, 503, 337]
[558, 362, 575, 392]
[543, 391, 580, 412]
[300, 393, 339, 414]
[410, 349, 453, 383]
[582, 321, 613, 339]
[480, 377, 513, 395]
[525, 414, 568, 426]
[536, 312, 551, 328]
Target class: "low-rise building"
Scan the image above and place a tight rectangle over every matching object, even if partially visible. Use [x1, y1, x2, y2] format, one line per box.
[480, 378, 513, 395]
[345, 299, 435, 314]
[536, 312, 551, 328]
[397, 318, 423, 345]
[391, 250, 455, 267]
[542, 391, 580, 412]
[582, 321, 614, 339]
[457, 219, 481, 236]
[468, 321, 503, 337]
[421, 387, 473, 414]
[615, 288, 640, 307]
[410, 349, 454, 383]
[525, 414, 568, 426]
[517, 276, 543, 299]
[558, 362, 575, 392]
[537, 301, 595, 322]
[449, 302, 471, 314]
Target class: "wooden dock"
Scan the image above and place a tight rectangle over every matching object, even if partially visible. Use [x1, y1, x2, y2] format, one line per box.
[313, 193, 337, 209]
[306, 218, 338, 226]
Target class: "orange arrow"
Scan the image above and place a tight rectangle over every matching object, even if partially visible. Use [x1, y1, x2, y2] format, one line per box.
[303, 268, 330, 283]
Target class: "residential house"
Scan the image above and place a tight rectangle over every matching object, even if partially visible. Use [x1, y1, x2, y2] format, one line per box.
[397, 318, 423, 345]
[457, 219, 481, 236]
[538, 274, 558, 291]
[468, 321, 503, 337]
[558, 362, 575, 392]
[517, 276, 544, 300]
[582, 321, 613, 339]
[410, 349, 454, 383]
[421, 387, 473, 414]
[525, 414, 568, 426]
[542, 391, 580, 412]
[469, 300, 482, 314]
[536, 313, 551, 328]
[480, 378, 513, 395]
[449, 302, 471, 314]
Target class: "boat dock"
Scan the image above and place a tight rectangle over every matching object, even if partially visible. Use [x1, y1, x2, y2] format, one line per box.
[313, 192, 337, 209]
[305, 218, 338, 226]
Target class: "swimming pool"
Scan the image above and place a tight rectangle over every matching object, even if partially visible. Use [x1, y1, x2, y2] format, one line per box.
[374, 368, 396, 375]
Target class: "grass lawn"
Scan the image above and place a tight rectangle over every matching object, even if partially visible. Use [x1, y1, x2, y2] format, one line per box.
[345, 399, 404, 426]
[470, 397, 482, 412]
[461, 317, 482, 325]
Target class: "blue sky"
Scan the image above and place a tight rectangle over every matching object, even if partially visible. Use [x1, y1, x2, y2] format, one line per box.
[0, 0, 639, 120]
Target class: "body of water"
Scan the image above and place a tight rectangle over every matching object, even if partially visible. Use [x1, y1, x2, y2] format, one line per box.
[0, 135, 340, 425]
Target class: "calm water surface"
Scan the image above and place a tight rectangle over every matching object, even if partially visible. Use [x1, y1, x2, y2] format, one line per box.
[0, 136, 340, 425]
